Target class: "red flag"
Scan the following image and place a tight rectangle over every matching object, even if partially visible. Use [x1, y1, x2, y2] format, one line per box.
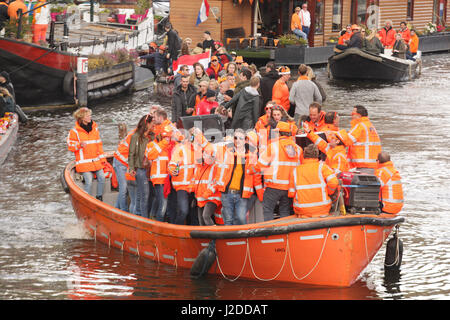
[172, 51, 211, 74]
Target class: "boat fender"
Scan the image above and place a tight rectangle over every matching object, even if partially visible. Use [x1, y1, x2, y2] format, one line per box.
[384, 227, 403, 270]
[123, 78, 133, 88]
[190, 240, 216, 279]
[63, 72, 74, 97]
[15, 104, 28, 123]
[60, 168, 69, 194]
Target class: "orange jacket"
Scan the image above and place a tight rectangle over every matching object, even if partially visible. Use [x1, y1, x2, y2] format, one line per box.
[307, 131, 349, 174]
[291, 12, 302, 31]
[338, 117, 382, 169]
[303, 110, 326, 132]
[8, 0, 27, 20]
[409, 34, 419, 54]
[113, 129, 136, 167]
[288, 158, 339, 217]
[67, 121, 106, 173]
[193, 143, 222, 207]
[168, 141, 196, 192]
[145, 138, 170, 185]
[272, 79, 290, 112]
[375, 161, 404, 214]
[252, 136, 302, 191]
[378, 27, 396, 48]
[338, 32, 352, 45]
[399, 28, 411, 44]
[214, 146, 255, 197]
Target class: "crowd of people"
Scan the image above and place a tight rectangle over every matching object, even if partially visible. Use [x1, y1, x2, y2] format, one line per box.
[334, 20, 420, 60]
[66, 19, 404, 227]
[67, 88, 404, 227]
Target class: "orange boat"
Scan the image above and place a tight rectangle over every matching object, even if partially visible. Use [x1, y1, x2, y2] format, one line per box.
[61, 153, 404, 288]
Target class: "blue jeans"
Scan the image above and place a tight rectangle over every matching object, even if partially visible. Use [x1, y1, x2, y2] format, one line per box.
[293, 28, 307, 40]
[221, 192, 249, 225]
[174, 190, 197, 225]
[302, 26, 310, 38]
[151, 184, 165, 221]
[113, 158, 128, 211]
[127, 179, 137, 215]
[135, 168, 149, 218]
[82, 169, 105, 197]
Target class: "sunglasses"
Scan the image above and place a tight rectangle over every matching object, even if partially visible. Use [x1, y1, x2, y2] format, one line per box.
[236, 62, 242, 65]
[265, 107, 272, 111]
[234, 136, 245, 140]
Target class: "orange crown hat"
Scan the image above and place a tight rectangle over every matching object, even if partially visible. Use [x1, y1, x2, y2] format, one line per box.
[278, 66, 291, 75]
[276, 121, 291, 133]
[246, 130, 259, 146]
[235, 56, 244, 63]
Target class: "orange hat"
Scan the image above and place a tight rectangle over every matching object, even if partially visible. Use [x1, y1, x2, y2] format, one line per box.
[149, 42, 158, 49]
[278, 66, 290, 75]
[211, 55, 219, 61]
[246, 130, 258, 146]
[160, 125, 173, 138]
[235, 56, 244, 63]
[159, 45, 166, 50]
[276, 121, 291, 133]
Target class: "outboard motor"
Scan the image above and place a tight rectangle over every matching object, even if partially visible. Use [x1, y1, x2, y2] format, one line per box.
[338, 170, 381, 214]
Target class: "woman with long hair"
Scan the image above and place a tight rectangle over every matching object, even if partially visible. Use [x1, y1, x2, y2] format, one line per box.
[128, 114, 153, 217]
[189, 62, 210, 89]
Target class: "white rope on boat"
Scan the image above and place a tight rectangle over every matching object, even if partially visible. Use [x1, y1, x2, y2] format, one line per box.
[246, 237, 289, 282]
[287, 228, 330, 281]
[215, 239, 249, 282]
[363, 226, 370, 264]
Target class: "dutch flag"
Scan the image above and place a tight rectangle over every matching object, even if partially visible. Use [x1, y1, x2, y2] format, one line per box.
[196, 0, 210, 26]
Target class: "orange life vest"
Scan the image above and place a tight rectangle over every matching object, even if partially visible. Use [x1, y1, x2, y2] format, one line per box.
[113, 129, 136, 167]
[288, 158, 339, 217]
[67, 121, 105, 173]
[338, 117, 382, 169]
[253, 136, 303, 191]
[303, 111, 326, 132]
[375, 161, 404, 214]
[307, 131, 349, 174]
[145, 138, 170, 185]
[168, 141, 196, 192]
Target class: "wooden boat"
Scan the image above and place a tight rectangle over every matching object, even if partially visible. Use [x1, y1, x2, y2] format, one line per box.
[327, 47, 420, 82]
[61, 152, 405, 287]
[0, 113, 19, 165]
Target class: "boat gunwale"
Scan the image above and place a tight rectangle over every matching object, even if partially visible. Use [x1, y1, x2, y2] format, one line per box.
[64, 154, 405, 241]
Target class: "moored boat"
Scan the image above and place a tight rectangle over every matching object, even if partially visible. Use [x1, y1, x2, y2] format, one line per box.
[327, 47, 420, 81]
[62, 152, 405, 287]
[0, 113, 19, 165]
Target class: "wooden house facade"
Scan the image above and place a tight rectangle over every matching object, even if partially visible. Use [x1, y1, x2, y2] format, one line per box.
[102, 0, 450, 48]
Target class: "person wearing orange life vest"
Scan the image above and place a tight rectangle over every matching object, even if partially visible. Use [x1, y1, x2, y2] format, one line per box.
[244, 130, 264, 221]
[374, 151, 404, 214]
[378, 20, 396, 48]
[168, 127, 208, 225]
[7, 0, 27, 21]
[267, 104, 298, 142]
[306, 129, 349, 175]
[206, 55, 223, 80]
[145, 125, 172, 222]
[214, 129, 256, 225]
[302, 102, 326, 133]
[194, 143, 223, 225]
[67, 107, 106, 200]
[113, 127, 136, 212]
[321, 111, 340, 132]
[288, 144, 339, 218]
[272, 66, 291, 113]
[338, 25, 353, 45]
[252, 121, 303, 221]
[337, 105, 382, 169]
[32, 0, 50, 44]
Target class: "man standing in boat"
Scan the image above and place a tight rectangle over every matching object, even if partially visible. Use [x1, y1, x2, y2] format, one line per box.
[288, 144, 339, 218]
[378, 20, 396, 49]
[337, 105, 382, 170]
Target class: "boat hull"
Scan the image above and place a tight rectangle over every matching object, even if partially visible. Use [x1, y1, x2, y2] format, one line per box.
[64, 158, 404, 287]
[0, 113, 19, 165]
[0, 38, 77, 107]
[328, 48, 418, 81]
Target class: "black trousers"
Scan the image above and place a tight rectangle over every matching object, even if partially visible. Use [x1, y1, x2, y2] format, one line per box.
[262, 187, 293, 221]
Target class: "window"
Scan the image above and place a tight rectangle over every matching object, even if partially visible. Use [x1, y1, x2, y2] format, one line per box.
[315, 0, 324, 34]
[433, 0, 447, 26]
[351, 0, 379, 27]
[407, 0, 414, 20]
[332, 0, 343, 32]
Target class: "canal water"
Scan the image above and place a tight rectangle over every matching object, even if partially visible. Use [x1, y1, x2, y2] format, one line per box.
[1, 53, 449, 301]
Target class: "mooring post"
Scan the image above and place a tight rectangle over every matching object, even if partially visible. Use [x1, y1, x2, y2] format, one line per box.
[76, 73, 88, 107]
